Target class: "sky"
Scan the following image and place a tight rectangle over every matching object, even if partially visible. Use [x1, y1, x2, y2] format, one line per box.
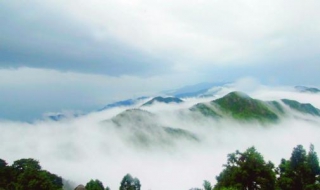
[1, 0, 320, 121]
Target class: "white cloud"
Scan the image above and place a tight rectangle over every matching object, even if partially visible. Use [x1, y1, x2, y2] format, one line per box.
[46, 0, 320, 68]
[1, 85, 320, 189]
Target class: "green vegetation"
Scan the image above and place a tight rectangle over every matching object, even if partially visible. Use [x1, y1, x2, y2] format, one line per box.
[212, 145, 320, 190]
[213, 91, 279, 122]
[1, 144, 320, 190]
[282, 99, 320, 116]
[277, 144, 320, 190]
[190, 91, 320, 123]
[119, 174, 141, 190]
[267, 101, 285, 114]
[214, 147, 276, 190]
[0, 160, 137, 190]
[142, 96, 183, 106]
[190, 103, 221, 119]
[85, 179, 107, 190]
[203, 180, 213, 190]
[0, 158, 62, 190]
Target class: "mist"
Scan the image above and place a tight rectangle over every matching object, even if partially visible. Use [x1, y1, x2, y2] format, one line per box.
[1, 85, 320, 190]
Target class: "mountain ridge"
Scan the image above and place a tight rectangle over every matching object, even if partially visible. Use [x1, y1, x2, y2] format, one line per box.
[190, 91, 320, 123]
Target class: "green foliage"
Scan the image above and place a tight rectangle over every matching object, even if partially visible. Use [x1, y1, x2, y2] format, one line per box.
[191, 91, 320, 123]
[119, 174, 141, 190]
[214, 92, 279, 122]
[276, 144, 320, 190]
[203, 180, 212, 190]
[190, 103, 221, 118]
[281, 99, 320, 116]
[0, 158, 63, 190]
[12, 158, 42, 172]
[86, 179, 105, 190]
[214, 147, 276, 190]
[268, 101, 285, 114]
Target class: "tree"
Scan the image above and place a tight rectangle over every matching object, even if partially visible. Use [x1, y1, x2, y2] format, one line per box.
[214, 147, 276, 190]
[203, 180, 212, 190]
[119, 174, 141, 190]
[0, 158, 63, 190]
[306, 144, 320, 186]
[85, 179, 105, 190]
[0, 159, 10, 189]
[12, 158, 41, 172]
[277, 144, 320, 190]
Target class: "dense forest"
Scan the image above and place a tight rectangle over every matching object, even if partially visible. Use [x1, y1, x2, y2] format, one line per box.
[1, 144, 319, 190]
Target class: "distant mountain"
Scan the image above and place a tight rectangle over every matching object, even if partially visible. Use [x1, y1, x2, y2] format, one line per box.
[105, 109, 199, 148]
[190, 91, 320, 123]
[142, 96, 183, 106]
[295, 86, 320, 93]
[282, 99, 320, 116]
[44, 112, 81, 121]
[99, 96, 148, 111]
[47, 114, 67, 121]
[165, 82, 229, 98]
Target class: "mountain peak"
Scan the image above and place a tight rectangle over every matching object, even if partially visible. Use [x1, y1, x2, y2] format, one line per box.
[221, 91, 251, 99]
[142, 96, 183, 106]
[212, 91, 279, 122]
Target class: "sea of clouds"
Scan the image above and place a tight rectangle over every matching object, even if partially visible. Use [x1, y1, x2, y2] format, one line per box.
[1, 81, 320, 190]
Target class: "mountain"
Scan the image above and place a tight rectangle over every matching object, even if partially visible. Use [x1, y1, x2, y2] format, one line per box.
[190, 91, 320, 123]
[164, 82, 229, 98]
[105, 109, 199, 148]
[295, 86, 320, 93]
[282, 99, 320, 116]
[142, 96, 183, 106]
[44, 112, 82, 121]
[99, 96, 148, 110]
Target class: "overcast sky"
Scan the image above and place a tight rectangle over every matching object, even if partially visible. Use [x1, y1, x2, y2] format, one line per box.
[1, 0, 320, 121]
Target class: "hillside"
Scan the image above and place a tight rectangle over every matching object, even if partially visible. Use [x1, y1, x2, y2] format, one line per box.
[190, 91, 320, 123]
[142, 96, 183, 106]
[281, 99, 320, 116]
[107, 109, 199, 147]
[295, 86, 320, 93]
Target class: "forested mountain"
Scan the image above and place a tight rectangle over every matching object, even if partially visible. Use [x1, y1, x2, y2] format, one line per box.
[190, 91, 320, 123]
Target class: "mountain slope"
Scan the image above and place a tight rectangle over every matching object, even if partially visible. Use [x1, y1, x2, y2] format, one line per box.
[142, 96, 183, 106]
[99, 97, 148, 110]
[190, 91, 320, 123]
[281, 99, 320, 116]
[213, 91, 279, 122]
[295, 86, 320, 93]
[190, 103, 222, 119]
[107, 109, 199, 148]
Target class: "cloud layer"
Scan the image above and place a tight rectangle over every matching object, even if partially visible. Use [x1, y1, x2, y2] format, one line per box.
[1, 1, 320, 78]
[1, 86, 320, 190]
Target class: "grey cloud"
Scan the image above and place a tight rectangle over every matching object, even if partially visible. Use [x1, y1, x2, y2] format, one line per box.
[1, 1, 320, 79]
[0, 2, 168, 76]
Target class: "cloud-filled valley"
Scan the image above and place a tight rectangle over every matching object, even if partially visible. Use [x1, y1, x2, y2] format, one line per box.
[1, 1, 320, 189]
[1, 84, 320, 190]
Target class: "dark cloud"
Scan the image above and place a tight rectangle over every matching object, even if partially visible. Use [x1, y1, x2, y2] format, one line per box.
[0, 2, 167, 76]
